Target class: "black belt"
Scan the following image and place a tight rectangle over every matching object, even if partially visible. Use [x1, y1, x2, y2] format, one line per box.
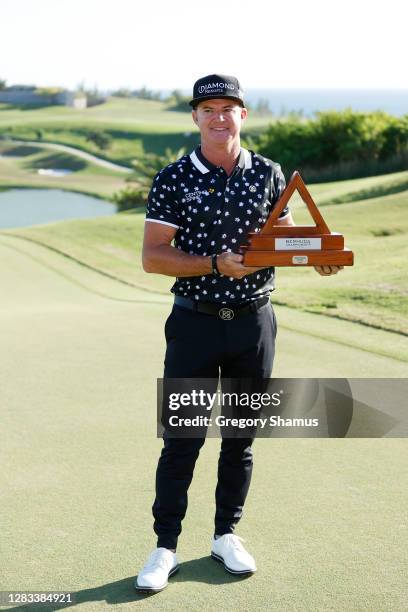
[174, 295, 270, 320]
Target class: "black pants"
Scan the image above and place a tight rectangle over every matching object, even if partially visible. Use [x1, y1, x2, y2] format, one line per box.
[152, 301, 277, 550]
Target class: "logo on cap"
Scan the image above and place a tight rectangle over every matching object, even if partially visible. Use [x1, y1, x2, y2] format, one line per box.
[198, 82, 236, 94]
[189, 74, 244, 107]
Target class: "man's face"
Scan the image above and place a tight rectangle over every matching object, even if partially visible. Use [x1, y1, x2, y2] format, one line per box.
[192, 98, 248, 146]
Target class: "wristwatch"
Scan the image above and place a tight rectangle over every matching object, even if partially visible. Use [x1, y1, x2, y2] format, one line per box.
[211, 253, 221, 276]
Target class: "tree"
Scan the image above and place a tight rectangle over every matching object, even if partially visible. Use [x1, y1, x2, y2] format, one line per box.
[166, 90, 190, 112]
[111, 87, 133, 98]
[113, 147, 186, 212]
[132, 86, 162, 101]
[255, 98, 273, 116]
[0, 79, 6, 91]
[85, 129, 111, 151]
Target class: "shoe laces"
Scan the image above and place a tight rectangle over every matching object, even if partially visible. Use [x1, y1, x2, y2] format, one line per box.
[144, 548, 173, 571]
[222, 534, 246, 552]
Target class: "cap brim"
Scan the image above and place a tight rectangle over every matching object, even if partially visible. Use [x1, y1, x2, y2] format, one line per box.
[189, 95, 245, 108]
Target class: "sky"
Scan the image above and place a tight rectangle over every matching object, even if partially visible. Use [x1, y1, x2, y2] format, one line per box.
[1, 0, 407, 91]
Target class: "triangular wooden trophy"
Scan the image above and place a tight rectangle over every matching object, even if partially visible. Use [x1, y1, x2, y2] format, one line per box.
[242, 171, 354, 267]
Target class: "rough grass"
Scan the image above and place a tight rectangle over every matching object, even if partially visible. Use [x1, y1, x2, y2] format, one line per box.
[3, 170, 407, 337]
[308, 170, 408, 205]
[276, 187, 407, 334]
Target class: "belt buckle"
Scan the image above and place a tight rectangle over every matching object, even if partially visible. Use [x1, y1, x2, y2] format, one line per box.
[218, 307, 234, 321]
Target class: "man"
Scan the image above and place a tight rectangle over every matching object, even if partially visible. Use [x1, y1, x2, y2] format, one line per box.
[135, 74, 342, 592]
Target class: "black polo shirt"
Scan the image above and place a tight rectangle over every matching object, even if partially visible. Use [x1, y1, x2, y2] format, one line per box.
[145, 146, 289, 304]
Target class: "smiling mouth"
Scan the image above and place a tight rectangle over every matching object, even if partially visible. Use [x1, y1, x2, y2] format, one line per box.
[212, 127, 228, 131]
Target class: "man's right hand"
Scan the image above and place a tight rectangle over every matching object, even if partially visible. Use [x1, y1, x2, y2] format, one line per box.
[216, 252, 250, 279]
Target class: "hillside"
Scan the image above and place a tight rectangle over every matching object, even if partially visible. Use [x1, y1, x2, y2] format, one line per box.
[2, 169, 407, 341]
[0, 141, 126, 199]
[0, 97, 271, 163]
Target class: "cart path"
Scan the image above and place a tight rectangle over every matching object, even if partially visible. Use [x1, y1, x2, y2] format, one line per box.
[5, 138, 133, 174]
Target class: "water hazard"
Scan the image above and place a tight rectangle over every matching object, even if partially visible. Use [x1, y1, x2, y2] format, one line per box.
[0, 188, 116, 229]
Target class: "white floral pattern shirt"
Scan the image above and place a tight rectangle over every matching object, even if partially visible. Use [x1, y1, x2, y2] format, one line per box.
[146, 147, 289, 304]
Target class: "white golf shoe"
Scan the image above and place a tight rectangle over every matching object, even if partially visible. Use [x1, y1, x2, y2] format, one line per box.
[135, 547, 179, 592]
[211, 534, 257, 575]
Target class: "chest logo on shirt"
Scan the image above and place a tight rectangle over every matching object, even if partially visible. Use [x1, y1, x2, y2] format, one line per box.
[184, 190, 209, 202]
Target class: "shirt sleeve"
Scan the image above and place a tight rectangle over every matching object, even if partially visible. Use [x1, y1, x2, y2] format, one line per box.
[145, 169, 181, 229]
[271, 164, 290, 219]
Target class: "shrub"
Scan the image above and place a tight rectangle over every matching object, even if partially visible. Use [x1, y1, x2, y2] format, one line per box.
[256, 110, 408, 181]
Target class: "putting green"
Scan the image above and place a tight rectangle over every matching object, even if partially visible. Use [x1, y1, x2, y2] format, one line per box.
[1, 235, 407, 611]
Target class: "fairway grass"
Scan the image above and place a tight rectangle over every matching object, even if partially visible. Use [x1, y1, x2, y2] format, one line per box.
[0, 97, 270, 163]
[1, 235, 407, 611]
[0, 142, 127, 199]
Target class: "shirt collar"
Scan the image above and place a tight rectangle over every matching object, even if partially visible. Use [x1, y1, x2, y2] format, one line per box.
[189, 146, 252, 174]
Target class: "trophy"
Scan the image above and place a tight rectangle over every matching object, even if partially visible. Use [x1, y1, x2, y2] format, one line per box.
[242, 171, 354, 267]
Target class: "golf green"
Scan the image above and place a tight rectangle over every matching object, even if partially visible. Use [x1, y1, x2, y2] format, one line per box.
[1, 235, 407, 611]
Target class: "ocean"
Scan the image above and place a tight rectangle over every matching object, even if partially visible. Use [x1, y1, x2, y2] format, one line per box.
[169, 88, 408, 117]
[244, 89, 408, 117]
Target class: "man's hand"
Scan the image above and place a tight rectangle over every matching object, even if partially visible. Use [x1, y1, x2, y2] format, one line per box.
[217, 252, 262, 279]
[314, 265, 344, 276]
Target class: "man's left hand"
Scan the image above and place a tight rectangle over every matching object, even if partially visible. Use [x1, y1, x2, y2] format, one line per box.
[314, 266, 344, 276]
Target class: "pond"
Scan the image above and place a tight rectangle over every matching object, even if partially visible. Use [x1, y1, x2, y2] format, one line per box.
[0, 188, 116, 229]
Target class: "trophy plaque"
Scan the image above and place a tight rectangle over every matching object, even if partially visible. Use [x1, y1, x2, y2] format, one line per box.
[242, 171, 354, 267]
